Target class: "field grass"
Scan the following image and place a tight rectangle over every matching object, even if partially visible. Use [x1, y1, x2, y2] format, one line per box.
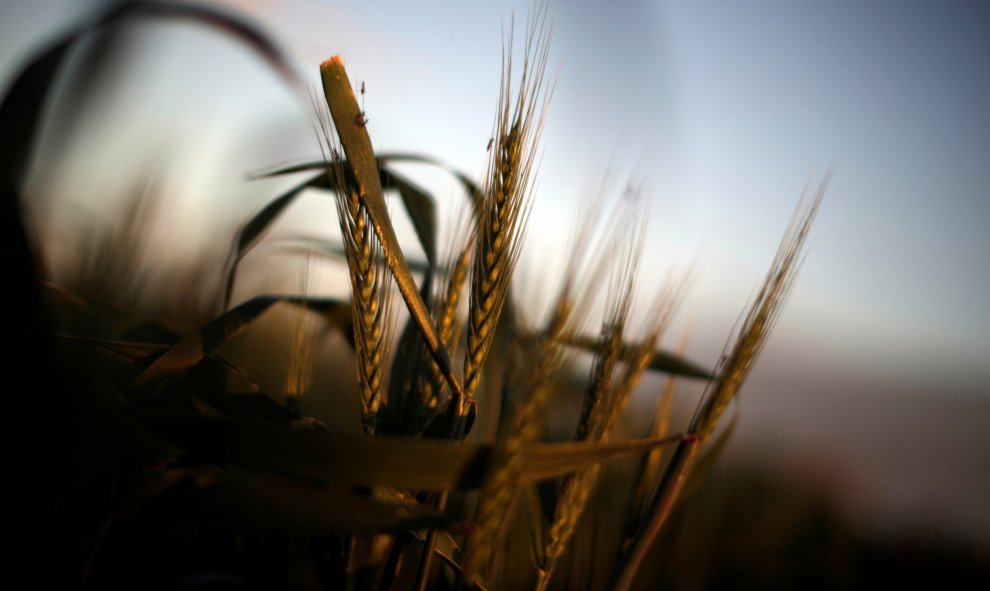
[0, 2, 832, 589]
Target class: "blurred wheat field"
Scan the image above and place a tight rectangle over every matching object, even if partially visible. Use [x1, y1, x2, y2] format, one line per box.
[4, 1, 990, 590]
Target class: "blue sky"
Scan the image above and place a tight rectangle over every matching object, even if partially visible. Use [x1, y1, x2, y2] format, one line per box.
[232, 0, 990, 393]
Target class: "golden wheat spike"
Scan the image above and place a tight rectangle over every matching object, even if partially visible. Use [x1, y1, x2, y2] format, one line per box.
[462, 12, 552, 404]
[314, 101, 395, 434]
[613, 173, 830, 591]
[690, 172, 829, 442]
[575, 220, 643, 443]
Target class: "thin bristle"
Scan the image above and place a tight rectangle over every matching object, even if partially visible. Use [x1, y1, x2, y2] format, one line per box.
[284, 255, 318, 409]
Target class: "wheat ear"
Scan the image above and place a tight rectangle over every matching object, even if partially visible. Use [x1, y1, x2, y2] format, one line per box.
[612, 173, 830, 591]
[601, 281, 682, 439]
[465, 177, 635, 586]
[690, 175, 828, 441]
[462, 13, 552, 404]
[316, 103, 395, 434]
[537, 226, 642, 590]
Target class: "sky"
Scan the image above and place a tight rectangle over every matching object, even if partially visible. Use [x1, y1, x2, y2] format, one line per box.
[3, 0, 989, 543]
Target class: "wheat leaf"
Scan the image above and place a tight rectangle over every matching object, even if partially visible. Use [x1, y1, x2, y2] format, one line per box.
[55, 335, 168, 362]
[224, 172, 329, 306]
[255, 154, 482, 210]
[131, 295, 350, 387]
[380, 167, 437, 266]
[275, 236, 434, 275]
[201, 470, 449, 534]
[42, 281, 180, 343]
[131, 409, 687, 490]
[564, 334, 714, 380]
[1, 0, 302, 195]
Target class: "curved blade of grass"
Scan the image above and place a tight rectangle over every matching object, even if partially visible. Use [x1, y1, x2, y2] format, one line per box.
[564, 334, 713, 380]
[254, 153, 482, 211]
[406, 530, 491, 591]
[61, 343, 270, 410]
[276, 236, 435, 275]
[380, 166, 436, 266]
[320, 57, 462, 399]
[131, 409, 687, 491]
[0, 0, 311, 309]
[0, 0, 303, 192]
[370, 488, 488, 589]
[378, 153, 484, 211]
[131, 294, 351, 387]
[224, 172, 328, 306]
[202, 470, 449, 535]
[42, 281, 180, 343]
[55, 335, 168, 362]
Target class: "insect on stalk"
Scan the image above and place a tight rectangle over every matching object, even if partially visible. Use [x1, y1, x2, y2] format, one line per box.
[356, 80, 368, 127]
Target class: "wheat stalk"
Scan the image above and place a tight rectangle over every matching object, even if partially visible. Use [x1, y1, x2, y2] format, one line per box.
[627, 331, 687, 531]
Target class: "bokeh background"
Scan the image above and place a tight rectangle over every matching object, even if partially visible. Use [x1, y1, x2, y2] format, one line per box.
[4, 0, 988, 585]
